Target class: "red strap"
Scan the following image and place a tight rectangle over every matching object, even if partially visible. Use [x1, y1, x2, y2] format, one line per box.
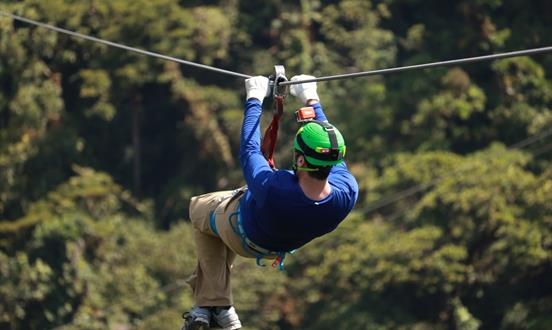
[261, 96, 284, 169]
[272, 255, 282, 269]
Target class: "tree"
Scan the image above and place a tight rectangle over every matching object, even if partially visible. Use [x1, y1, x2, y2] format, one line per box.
[1, 1, 551, 329]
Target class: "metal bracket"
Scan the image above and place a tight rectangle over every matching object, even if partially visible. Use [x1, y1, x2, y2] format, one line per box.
[269, 65, 288, 98]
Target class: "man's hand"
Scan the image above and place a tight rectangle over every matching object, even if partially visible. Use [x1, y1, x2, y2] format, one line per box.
[290, 74, 319, 104]
[245, 76, 270, 103]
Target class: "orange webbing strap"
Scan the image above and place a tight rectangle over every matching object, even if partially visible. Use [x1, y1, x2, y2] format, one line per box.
[261, 95, 284, 169]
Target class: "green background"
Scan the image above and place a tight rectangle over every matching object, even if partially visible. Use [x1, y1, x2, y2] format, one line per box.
[1, 1, 551, 329]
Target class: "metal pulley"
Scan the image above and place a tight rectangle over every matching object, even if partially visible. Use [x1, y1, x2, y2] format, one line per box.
[269, 65, 288, 98]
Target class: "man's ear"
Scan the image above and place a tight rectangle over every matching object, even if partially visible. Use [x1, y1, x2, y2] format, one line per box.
[296, 154, 305, 166]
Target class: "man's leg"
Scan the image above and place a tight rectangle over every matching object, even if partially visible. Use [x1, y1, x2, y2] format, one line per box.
[187, 227, 236, 306]
[184, 190, 242, 329]
[186, 190, 237, 306]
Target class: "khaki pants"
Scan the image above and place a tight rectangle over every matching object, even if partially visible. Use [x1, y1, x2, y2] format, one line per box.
[186, 188, 253, 306]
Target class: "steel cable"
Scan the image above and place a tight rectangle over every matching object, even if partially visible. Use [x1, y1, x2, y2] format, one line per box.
[4, 12, 552, 85]
[279, 46, 552, 85]
[0, 12, 252, 79]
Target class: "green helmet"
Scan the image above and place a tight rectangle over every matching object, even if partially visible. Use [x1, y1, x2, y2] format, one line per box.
[293, 121, 347, 167]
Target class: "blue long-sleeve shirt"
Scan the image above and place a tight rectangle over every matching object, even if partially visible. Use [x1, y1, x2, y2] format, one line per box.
[239, 99, 358, 252]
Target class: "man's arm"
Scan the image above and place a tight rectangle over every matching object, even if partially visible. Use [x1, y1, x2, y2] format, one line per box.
[240, 77, 273, 206]
[309, 101, 328, 122]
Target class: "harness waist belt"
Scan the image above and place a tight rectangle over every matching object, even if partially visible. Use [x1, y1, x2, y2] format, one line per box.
[237, 220, 279, 256]
[235, 199, 294, 270]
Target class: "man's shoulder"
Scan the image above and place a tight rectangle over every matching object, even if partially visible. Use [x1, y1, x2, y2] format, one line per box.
[329, 164, 359, 193]
[329, 163, 355, 180]
[270, 169, 297, 184]
[266, 169, 300, 194]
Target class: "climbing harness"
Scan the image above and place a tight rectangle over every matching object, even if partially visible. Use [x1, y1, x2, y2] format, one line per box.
[208, 187, 294, 270]
[261, 65, 288, 169]
[207, 187, 246, 237]
[230, 199, 294, 271]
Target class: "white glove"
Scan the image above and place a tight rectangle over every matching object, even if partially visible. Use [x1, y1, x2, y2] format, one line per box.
[245, 76, 270, 103]
[289, 74, 319, 104]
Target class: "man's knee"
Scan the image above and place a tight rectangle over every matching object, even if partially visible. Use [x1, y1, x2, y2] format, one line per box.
[189, 194, 213, 231]
[189, 191, 232, 233]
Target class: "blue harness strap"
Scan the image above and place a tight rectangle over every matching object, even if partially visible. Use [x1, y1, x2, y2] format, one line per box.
[209, 210, 220, 237]
[229, 202, 295, 271]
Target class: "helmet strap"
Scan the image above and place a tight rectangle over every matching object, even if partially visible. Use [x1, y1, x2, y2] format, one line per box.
[292, 164, 319, 172]
[292, 151, 319, 173]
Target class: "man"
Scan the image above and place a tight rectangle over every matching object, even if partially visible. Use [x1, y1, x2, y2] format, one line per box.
[182, 75, 358, 330]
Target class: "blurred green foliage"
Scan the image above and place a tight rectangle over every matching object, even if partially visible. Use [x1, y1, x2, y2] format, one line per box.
[0, 0, 551, 329]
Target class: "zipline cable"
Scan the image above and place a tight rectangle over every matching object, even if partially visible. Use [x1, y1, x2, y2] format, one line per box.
[3, 12, 551, 227]
[0, 12, 252, 79]
[361, 126, 552, 215]
[279, 46, 552, 86]
[4, 13, 552, 85]
[3, 11, 550, 223]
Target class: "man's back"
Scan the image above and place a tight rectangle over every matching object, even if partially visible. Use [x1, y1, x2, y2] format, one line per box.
[241, 162, 358, 252]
